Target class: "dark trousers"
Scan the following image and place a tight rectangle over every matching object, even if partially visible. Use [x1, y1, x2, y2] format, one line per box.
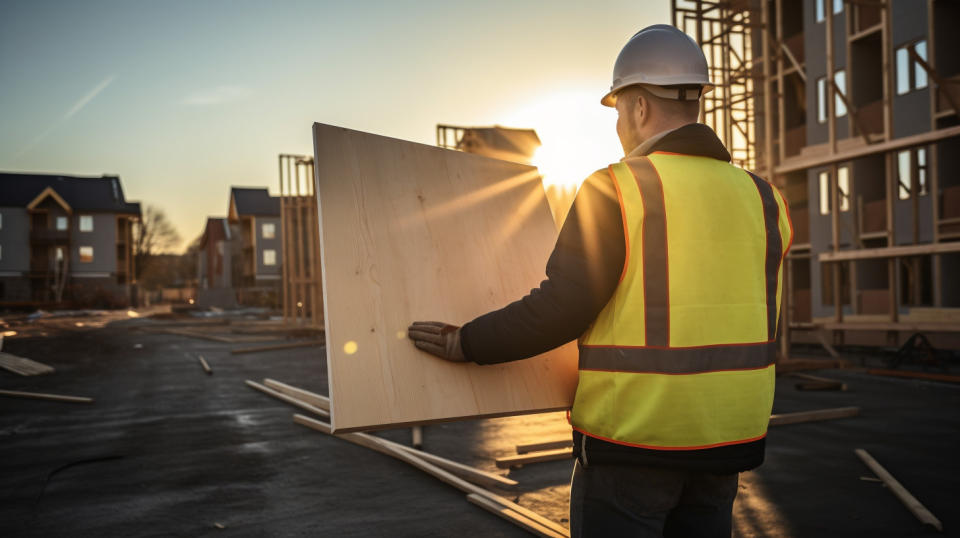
[569, 460, 739, 538]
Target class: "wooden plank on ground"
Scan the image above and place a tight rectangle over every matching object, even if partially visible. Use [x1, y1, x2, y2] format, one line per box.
[314, 122, 578, 432]
[768, 406, 859, 426]
[776, 358, 848, 373]
[231, 339, 324, 355]
[466, 493, 567, 538]
[245, 380, 329, 418]
[159, 328, 278, 344]
[855, 448, 943, 532]
[790, 373, 847, 391]
[0, 388, 93, 404]
[496, 448, 573, 469]
[197, 355, 212, 375]
[293, 414, 568, 537]
[516, 439, 572, 454]
[367, 433, 518, 490]
[263, 378, 329, 410]
[866, 369, 960, 384]
[0, 352, 55, 376]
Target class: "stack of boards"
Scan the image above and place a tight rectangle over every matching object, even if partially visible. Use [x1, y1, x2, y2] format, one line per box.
[312, 122, 578, 433]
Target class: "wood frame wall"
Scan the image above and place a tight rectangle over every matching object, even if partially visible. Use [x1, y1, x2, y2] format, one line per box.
[279, 154, 323, 329]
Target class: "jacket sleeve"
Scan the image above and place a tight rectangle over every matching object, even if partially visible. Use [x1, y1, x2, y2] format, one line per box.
[459, 169, 626, 364]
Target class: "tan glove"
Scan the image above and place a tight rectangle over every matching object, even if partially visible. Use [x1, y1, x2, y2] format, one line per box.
[407, 321, 467, 362]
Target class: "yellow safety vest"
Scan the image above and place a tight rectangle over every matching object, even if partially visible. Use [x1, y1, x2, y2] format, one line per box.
[570, 151, 793, 451]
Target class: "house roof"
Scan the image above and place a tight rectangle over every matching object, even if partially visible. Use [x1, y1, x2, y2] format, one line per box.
[0, 172, 142, 215]
[199, 217, 231, 249]
[230, 187, 280, 217]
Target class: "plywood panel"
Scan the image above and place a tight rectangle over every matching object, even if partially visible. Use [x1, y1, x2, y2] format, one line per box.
[313, 122, 578, 433]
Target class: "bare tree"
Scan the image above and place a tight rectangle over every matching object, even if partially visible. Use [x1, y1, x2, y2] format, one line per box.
[134, 205, 182, 280]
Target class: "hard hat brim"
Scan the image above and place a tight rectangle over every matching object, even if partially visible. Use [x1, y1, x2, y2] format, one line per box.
[601, 82, 715, 107]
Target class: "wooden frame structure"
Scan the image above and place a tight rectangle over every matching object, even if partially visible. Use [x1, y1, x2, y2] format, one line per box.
[673, 0, 960, 355]
[278, 154, 323, 328]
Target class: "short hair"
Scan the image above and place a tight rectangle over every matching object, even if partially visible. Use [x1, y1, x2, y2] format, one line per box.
[624, 85, 701, 123]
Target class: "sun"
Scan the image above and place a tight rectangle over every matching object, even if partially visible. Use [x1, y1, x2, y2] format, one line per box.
[502, 89, 623, 193]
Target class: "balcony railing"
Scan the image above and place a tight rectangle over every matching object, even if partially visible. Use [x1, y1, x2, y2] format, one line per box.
[30, 229, 70, 243]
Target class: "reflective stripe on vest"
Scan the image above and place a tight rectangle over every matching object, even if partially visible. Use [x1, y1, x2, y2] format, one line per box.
[569, 152, 791, 450]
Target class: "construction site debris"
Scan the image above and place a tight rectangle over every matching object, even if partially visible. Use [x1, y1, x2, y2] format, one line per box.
[293, 414, 568, 537]
[230, 339, 324, 355]
[866, 369, 960, 384]
[855, 448, 943, 532]
[768, 406, 860, 426]
[790, 373, 848, 391]
[466, 493, 567, 538]
[262, 378, 329, 410]
[496, 448, 573, 469]
[197, 355, 212, 375]
[0, 388, 93, 404]
[245, 380, 329, 418]
[0, 352, 56, 376]
[516, 439, 573, 454]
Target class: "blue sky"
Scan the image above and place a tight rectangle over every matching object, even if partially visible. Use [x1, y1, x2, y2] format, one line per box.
[0, 0, 669, 250]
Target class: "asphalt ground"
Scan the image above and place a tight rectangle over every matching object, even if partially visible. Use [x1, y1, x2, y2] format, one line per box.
[1, 316, 958, 537]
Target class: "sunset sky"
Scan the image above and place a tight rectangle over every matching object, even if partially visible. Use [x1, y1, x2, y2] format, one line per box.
[1, 0, 669, 250]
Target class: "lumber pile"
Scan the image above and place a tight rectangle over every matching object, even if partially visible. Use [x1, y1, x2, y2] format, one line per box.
[247, 378, 565, 536]
[294, 415, 566, 537]
[0, 352, 55, 376]
[496, 448, 572, 469]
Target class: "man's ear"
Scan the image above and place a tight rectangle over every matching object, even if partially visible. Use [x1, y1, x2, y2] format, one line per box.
[635, 92, 649, 127]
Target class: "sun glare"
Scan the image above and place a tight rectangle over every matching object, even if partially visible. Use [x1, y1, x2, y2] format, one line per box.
[503, 89, 622, 193]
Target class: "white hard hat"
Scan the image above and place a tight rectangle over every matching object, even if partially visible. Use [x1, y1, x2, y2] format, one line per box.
[601, 24, 715, 107]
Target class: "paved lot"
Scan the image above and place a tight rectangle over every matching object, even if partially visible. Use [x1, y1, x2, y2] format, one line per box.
[1, 314, 958, 537]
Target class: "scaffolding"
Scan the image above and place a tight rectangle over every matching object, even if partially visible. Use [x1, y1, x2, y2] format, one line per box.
[278, 154, 323, 329]
[672, 0, 960, 355]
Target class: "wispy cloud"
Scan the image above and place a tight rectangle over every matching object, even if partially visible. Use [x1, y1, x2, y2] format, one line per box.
[181, 85, 253, 106]
[12, 74, 117, 160]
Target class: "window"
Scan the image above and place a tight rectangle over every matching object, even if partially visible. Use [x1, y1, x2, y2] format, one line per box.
[833, 0, 843, 14]
[816, 0, 825, 22]
[262, 222, 276, 239]
[819, 171, 831, 215]
[817, 77, 827, 123]
[56, 216, 68, 231]
[79, 246, 94, 263]
[263, 249, 277, 266]
[834, 70, 847, 117]
[838, 166, 850, 212]
[896, 40, 928, 95]
[898, 148, 929, 199]
[79, 215, 93, 232]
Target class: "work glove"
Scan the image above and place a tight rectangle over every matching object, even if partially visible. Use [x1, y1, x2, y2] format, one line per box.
[407, 321, 467, 362]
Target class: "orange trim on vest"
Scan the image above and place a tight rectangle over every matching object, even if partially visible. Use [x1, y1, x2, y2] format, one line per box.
[571, 425, 767, 451]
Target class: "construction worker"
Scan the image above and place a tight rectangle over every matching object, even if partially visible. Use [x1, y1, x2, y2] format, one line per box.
[409, 24, 792, 538]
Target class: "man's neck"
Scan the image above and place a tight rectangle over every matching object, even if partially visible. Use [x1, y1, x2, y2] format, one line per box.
[625, 124, 688, 159]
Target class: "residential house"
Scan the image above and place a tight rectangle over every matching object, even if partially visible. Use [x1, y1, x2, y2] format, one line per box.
[0, 172, 140, 306]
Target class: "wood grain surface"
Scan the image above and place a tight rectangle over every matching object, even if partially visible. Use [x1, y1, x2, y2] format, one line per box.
[313, 122, 578, 432]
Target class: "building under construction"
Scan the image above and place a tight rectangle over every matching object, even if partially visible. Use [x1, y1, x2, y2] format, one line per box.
[672, 0, 960, 353]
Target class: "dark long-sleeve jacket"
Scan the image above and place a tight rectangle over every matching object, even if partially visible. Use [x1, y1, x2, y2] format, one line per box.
[460, 123, 731, 364]
[459, 123, 768, 474]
